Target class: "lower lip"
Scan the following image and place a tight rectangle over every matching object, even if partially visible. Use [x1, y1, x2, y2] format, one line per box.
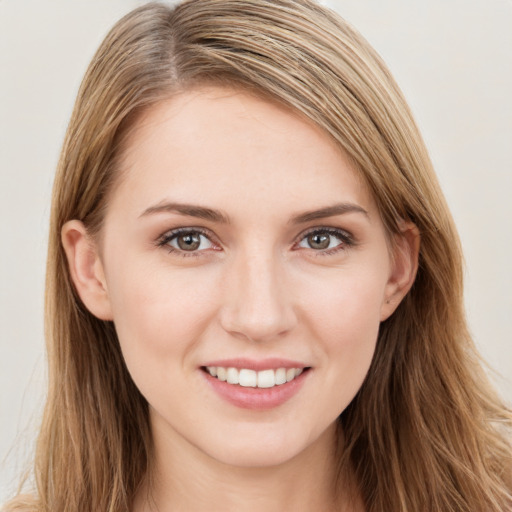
[202, 369, 310, 410]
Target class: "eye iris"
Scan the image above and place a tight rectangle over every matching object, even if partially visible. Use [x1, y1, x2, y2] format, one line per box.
[177, 233, 201, 251]
[308, 233, 330, 250]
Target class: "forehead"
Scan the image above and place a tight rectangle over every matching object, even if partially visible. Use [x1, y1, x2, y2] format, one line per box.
[110, 86, 377, 222]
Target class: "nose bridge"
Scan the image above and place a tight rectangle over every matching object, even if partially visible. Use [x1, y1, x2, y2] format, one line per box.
[220, 244, 296, 342]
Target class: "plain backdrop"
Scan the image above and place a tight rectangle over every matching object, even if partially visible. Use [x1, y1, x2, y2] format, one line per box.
[1, 0, 511, 501]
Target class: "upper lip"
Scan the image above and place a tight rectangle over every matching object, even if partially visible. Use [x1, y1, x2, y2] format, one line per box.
[201, 358, 310, 371]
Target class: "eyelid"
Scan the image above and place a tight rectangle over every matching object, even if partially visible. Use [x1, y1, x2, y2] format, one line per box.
[155, 225, 355, 256]
[156, 226, 221, 255]
[293, 226, 355, 252]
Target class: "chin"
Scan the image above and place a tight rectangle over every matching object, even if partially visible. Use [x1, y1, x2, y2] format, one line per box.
[201, 424, 332, 469]
[210, 445, 303, 469]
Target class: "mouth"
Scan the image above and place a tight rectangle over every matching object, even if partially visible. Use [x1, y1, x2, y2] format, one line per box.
[201, 365, 310, 389]
[200, 359, 311, 410]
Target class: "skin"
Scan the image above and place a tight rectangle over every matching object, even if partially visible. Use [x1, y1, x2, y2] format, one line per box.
[63, 87, 419, 512]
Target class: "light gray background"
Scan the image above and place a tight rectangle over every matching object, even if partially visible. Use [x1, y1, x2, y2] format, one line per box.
[1, 0, 511, 501]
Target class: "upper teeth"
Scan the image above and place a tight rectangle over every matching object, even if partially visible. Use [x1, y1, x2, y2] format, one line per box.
[206, 366, 304, 388]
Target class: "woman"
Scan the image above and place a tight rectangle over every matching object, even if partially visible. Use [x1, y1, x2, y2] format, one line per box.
[4, 0, 511, 510]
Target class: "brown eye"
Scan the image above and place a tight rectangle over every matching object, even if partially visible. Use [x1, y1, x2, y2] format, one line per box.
[163, 230, 214, 252]
[177, 233, 201, 251]
[297, 228, 352, 252]
[307, 233, 330, 250]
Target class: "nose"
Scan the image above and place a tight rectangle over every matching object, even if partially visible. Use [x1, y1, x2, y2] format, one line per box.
[219, 249, 298, 343]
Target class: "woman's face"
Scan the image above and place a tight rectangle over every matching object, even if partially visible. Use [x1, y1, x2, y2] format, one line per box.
[67, 87, 415, 468]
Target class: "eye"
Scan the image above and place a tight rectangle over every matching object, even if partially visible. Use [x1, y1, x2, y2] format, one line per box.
[158, 228, 216, 254]
[296, 228, 353, 252]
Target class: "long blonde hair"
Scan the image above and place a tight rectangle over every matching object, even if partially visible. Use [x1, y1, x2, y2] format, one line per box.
[5, 1, 512, 510]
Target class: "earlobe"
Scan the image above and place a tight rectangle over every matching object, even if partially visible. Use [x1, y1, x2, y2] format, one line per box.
[380, 222, 420, 321]
[61, 220, 113, 321]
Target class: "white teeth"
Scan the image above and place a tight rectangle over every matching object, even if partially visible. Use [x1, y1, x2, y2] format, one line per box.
[239, 369, 257, 387]
[275, 368, 286, 385]
[216, 367, 227, 381]
[206, 366, 306, 388]
[226, 367, 239, 384]
[257, 369, 275, 388]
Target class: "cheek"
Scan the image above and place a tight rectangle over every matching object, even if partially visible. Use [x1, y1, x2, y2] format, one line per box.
[302, 261, 387, 341]
[105, 260, 221, 374]
[300, 264, 387, 405]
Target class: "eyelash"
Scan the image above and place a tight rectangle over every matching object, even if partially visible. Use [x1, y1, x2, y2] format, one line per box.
[156, 227, 219, 258]
[294, 227, 355, 256]
[155, 226, 355, 258]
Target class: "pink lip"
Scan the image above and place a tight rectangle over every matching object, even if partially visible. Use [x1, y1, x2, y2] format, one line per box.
[201, 365, 310, 411]
[202, 358, 308, 371]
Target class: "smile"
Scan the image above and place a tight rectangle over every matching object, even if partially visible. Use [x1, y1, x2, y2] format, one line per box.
[201, 358, 311, 409]
[204, 366, 305, 388]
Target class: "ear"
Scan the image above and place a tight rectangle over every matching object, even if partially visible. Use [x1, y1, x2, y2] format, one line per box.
[380, 222, 420, 321]
[61, 220, 113, 321]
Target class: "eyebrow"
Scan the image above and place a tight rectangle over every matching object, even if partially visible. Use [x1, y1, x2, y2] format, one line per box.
[139, 202, 230, 223]
[139, 201, 368, 224]
[289, 203, 369, 224]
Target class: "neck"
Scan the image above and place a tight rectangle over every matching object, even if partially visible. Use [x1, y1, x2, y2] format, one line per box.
[134, 413, 361, 512]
